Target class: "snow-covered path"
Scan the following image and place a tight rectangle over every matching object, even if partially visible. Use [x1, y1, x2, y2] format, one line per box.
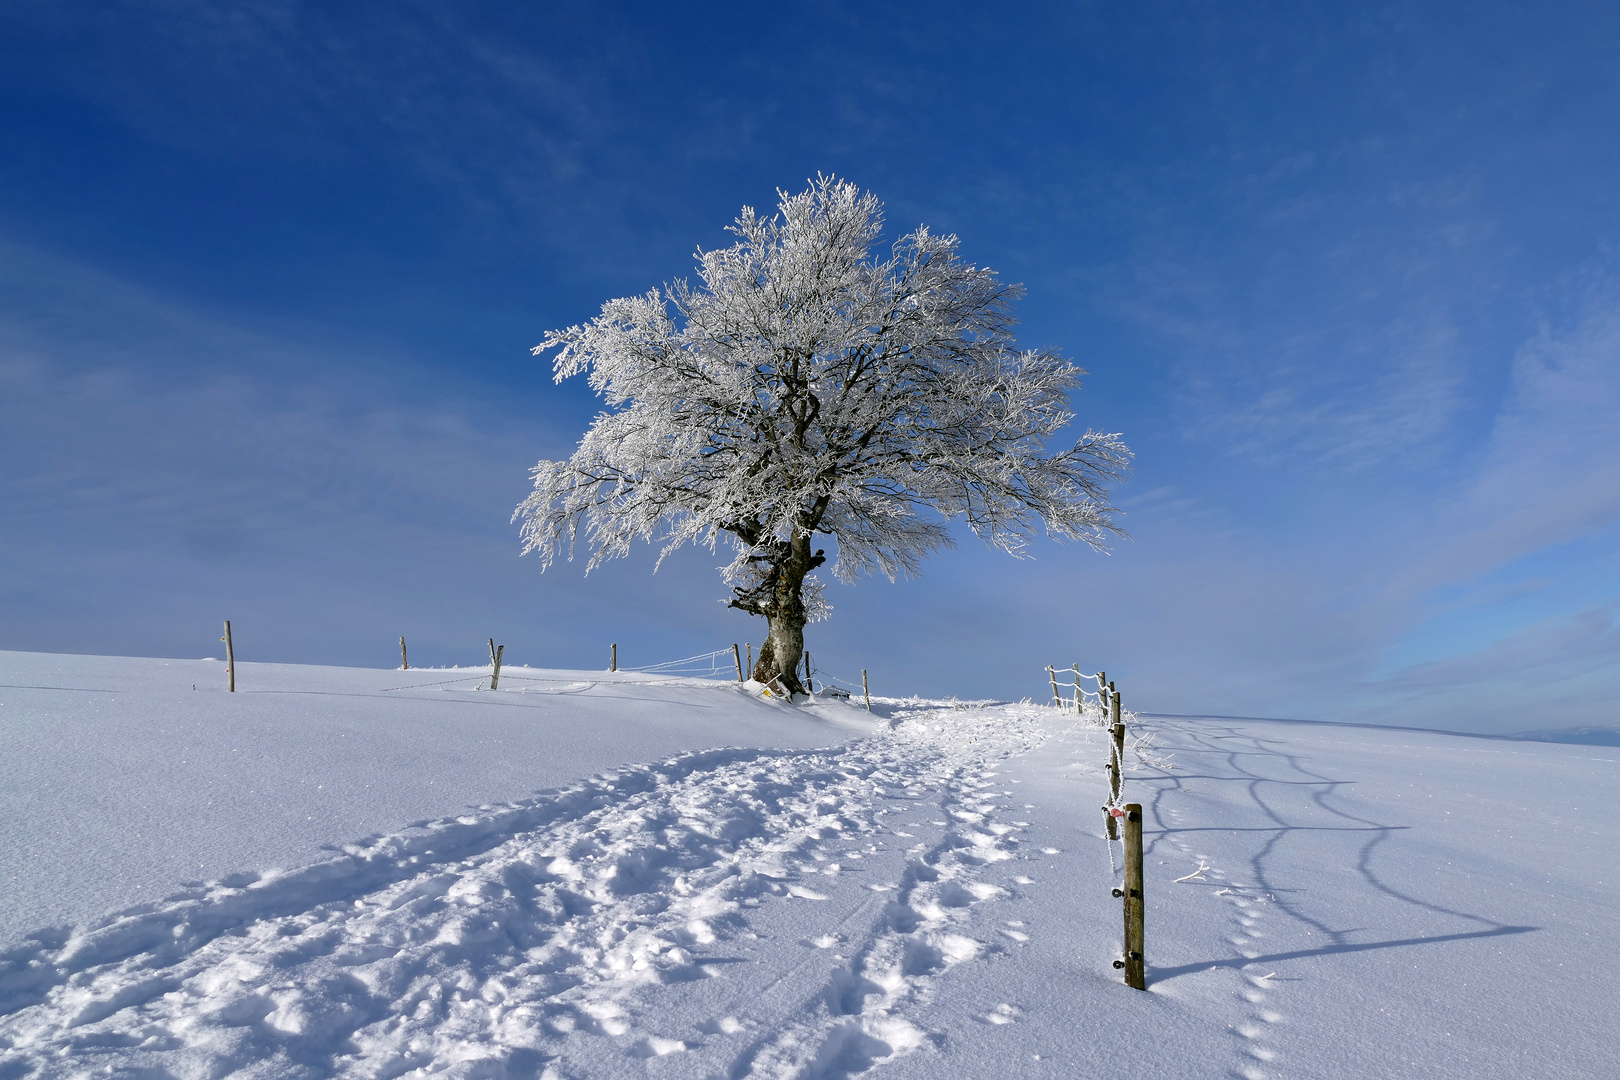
[876, 712, 1615, 1080]
[0, 701, 1049, 1079]
[2, 654, 1615, 1079]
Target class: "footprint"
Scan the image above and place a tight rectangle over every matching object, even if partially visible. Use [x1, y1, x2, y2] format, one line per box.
[699, 1016, 746, 1034]
[979, 1003, 1023, 1025]
[629, 1035, 687, 1057]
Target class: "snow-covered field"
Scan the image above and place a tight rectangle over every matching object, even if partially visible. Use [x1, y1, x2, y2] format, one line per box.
[1, 652, 1613, 1078]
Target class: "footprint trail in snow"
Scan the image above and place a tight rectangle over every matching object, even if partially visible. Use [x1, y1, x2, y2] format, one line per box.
[0, 701, 1045, 1079]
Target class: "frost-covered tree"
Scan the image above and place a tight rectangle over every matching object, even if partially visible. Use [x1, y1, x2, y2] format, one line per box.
[517, 177, 1131, 694]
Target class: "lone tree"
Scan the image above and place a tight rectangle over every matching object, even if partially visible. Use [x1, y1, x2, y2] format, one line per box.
[517, 177, 1131, 694]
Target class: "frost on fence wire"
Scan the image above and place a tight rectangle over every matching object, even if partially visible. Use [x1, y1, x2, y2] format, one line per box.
[620, 648, 738, 677]
[1045, 665, 1111, 726]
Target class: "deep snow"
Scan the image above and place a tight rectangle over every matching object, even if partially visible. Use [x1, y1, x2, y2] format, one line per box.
[1, 651, 1614, 1078]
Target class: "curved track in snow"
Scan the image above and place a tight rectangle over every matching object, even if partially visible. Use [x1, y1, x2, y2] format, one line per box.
[0, 702, 1046, 1079]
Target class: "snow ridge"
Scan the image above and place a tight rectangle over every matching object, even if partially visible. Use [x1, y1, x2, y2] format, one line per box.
[0, 701, 1045, 1079]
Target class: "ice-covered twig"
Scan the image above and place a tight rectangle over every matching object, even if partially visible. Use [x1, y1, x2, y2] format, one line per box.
[1173, 860, 1211, 884]
[1128, 728, 1176, 771]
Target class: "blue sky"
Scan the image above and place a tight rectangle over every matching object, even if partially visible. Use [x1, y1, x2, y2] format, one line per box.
[3, 1, 1618, 733]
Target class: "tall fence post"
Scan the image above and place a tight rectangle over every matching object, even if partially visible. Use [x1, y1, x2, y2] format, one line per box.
[1048, 666, 1061, 707]
[804, 651, 814, 694]
[1105, 687, 1125, 840]
[400, 637, 408, 671]
[862, 669, 871, 712]
[1112, 719, 1126, 797]
[733, 643, 744, 682]
[1118, 803, 1146, 989]
[221, 620, 235, 693]
[611, 643, 617, 672]
[1073, 663, 1083, 715]
[746, 643, 752, 679]
[488, 639, 504, 690]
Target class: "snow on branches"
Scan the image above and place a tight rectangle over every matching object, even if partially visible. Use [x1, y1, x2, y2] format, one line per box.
[516, 176, 1131, 690]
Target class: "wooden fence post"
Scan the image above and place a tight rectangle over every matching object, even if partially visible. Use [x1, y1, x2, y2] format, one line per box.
[862, 669, 871, 711]
[611, 643, 617, 672]
[1073, 663, 1083, 715]
[1118, 803, 1146, 989]
[1112, 720, 1126, 798]
[1105, 737, 1120, 842]
[400, 637, 408, 671]
[746, 643, 752, 678]
[488, 639, 504, 690]
[733, 643, 744, 682]
[804, 651, 814, 694]
[1105, 690, 1125, 841]
[1048, 666, 1061, 707]
[221, 620, 235, 693]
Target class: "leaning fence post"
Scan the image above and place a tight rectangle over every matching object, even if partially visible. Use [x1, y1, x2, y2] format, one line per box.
[221, 620, 235, 693]
[1048, 666, 1061, 707]
[862, 669, 871, 712]
[488, 639, 504, 690]
[733, 643, 744, 682]
[611, 643, 617, 672]
[400, 637, 408, 671]
[1115, 802, 1146, 989]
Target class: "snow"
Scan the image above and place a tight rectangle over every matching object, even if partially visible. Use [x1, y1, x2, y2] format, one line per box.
[2, 652, 1615, 1078]
[0, 651, 872, 951]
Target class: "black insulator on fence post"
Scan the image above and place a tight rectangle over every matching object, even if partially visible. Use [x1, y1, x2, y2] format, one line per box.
[1120, 803, 1146, 989]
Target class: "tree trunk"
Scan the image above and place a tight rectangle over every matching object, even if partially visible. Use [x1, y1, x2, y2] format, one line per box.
[749, 531, 817, 695]
[754, 615, 806, 695]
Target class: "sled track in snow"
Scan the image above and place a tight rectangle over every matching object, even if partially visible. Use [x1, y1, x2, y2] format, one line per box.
[0, 703, 1046, 1079]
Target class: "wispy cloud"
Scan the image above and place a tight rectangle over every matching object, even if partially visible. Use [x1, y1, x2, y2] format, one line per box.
[1350, 600, 1620, 732]
[1397, 287, 1620, 593]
